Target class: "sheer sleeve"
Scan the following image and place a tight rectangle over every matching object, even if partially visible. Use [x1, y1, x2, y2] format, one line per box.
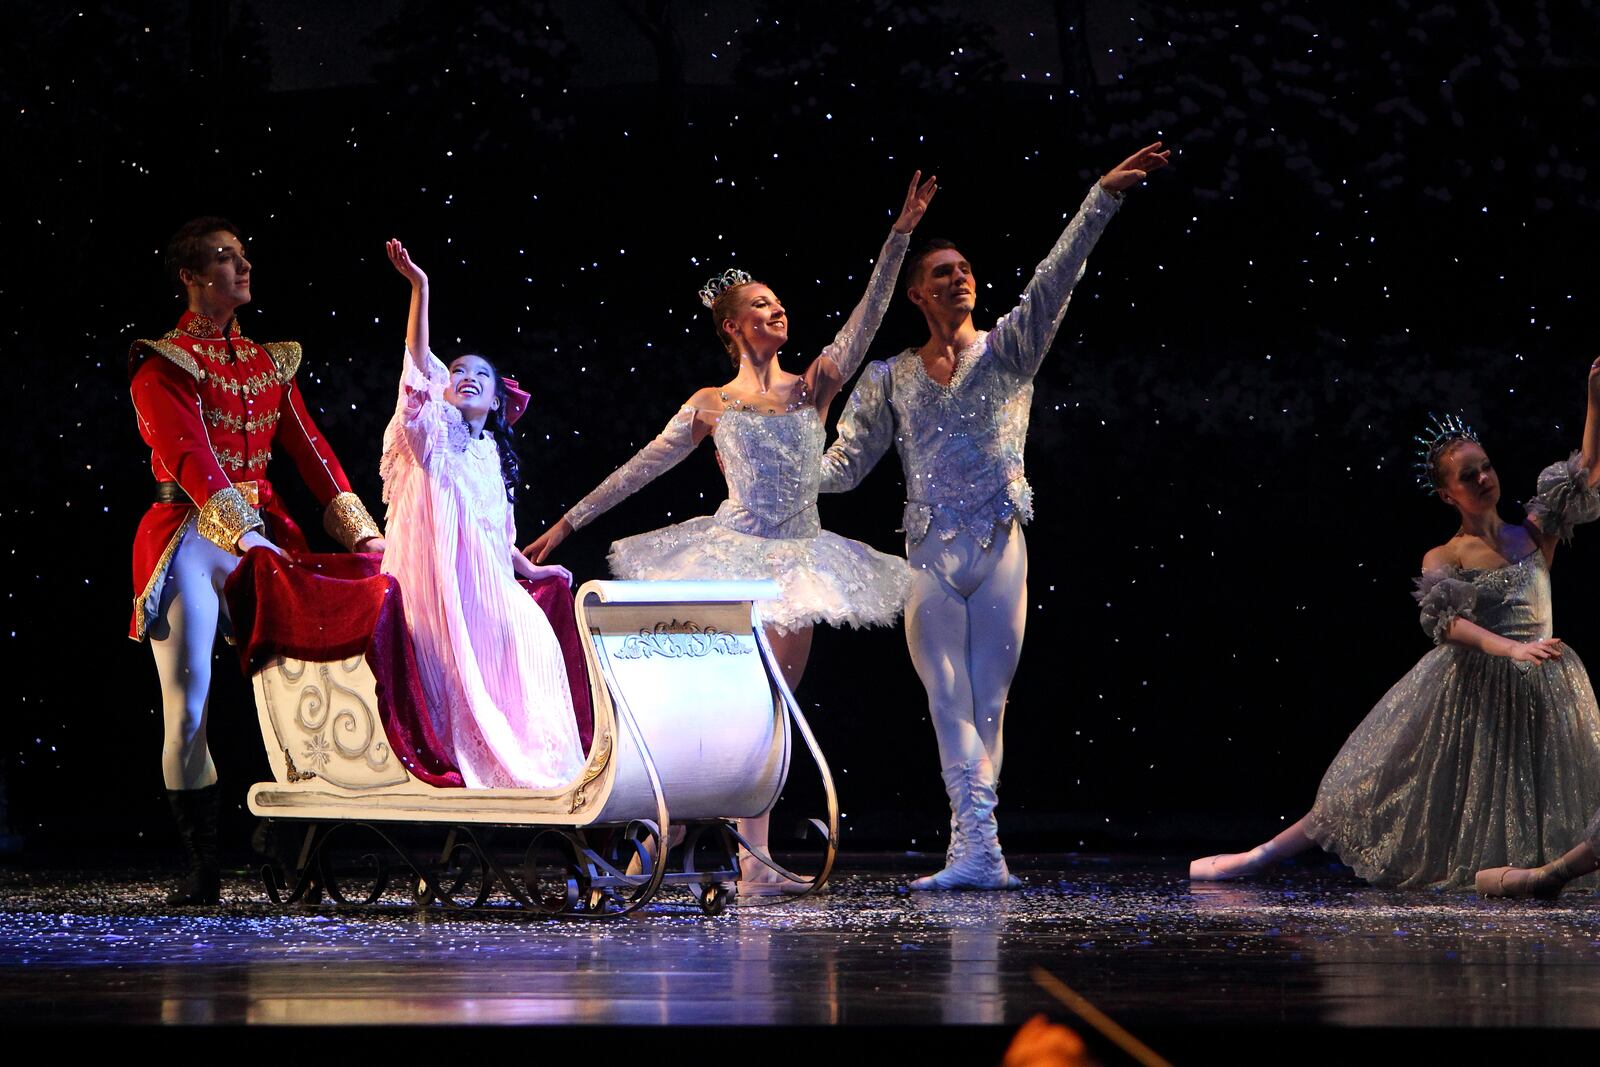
[379, 346, 463, 502]
[816, 229, 910, 383]
[562, 406, 700, 531]
[987, 183, 1121, 380]
[820, 361, 895, 494]
[1524, 452, 1600, 544]
[1414, 568, 1479, 645]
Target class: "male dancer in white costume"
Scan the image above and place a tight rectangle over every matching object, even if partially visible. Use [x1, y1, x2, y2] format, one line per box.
[820, 144, 1168, 889]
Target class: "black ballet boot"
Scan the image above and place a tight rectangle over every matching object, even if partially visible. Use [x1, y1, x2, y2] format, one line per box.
[165, 784, 222, 906]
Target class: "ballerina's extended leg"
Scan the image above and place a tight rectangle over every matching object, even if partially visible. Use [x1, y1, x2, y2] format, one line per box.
[736, 624, 814, 897]
[1190, 817, 1316, 881]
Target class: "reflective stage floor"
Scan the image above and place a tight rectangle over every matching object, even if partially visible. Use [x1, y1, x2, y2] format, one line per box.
[3, 852, 1599, 1060]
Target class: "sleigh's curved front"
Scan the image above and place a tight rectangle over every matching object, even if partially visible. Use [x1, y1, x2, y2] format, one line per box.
[227, 552, 837, 916]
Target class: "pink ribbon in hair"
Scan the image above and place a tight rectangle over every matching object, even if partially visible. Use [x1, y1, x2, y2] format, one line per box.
[502, 377, 531, 426]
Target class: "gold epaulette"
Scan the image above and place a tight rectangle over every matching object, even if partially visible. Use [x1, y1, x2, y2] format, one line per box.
[262, 341, 303, 383]
[130, 338, 205, 383]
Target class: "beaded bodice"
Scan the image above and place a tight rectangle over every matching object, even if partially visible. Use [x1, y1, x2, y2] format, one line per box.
[712, 404, 825, 539]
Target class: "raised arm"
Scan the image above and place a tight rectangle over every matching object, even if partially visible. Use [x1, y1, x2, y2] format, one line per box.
[820, 361, 895, 494]
[808, 172, 935, 409]
[1583, 357, 1600, 485]
[988, 142, 1169, 380]
[387, 239, 430, 372]
[1522, 359, 1600, 555]
[378, 239, 460, 484]
[523, 403, 707, 562]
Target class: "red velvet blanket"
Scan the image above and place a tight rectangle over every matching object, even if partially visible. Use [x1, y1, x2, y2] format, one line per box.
[224, 549, 461, 787]
[223, 551, 596, 788]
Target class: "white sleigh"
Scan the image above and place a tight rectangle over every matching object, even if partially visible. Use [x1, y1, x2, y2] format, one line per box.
[246, 579, 838, 916]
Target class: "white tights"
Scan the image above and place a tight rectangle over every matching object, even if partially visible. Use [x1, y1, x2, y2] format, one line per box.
[147, 522, 239, 791]
[906, 520, 1028, 773]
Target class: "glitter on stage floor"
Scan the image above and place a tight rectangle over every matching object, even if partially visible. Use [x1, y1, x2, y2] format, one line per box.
[5, 851, 1600, 1047]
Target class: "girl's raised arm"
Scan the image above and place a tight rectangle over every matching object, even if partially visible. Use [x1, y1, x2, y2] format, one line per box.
[387, 238, 430, 365]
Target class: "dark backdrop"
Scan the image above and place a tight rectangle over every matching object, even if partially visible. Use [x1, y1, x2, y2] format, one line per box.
[4, 0, 1598, 858]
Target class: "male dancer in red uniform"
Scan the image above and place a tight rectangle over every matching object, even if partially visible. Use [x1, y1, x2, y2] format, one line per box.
[129, 217, 384, 904]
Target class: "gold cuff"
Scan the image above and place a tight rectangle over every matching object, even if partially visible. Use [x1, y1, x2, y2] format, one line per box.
[323, 491, 383, 551]
[197, 486, 265, 553]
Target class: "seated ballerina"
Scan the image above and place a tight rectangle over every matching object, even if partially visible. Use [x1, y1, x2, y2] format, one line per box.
[379, 239, 586, 790]
[1192, 361, 1600, 889]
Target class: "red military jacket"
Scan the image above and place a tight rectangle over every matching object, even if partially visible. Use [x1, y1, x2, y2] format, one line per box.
[128, 310, 381, 639]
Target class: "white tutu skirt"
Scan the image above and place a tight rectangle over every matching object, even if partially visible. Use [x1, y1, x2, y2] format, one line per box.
[608, 517, 912, 633]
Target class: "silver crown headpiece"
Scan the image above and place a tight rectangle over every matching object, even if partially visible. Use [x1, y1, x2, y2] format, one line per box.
[699, 268, 753, 309]
[1412, 411, 1480, 492]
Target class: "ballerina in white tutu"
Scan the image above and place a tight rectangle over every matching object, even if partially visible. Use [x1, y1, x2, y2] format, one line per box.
[524, 171, 937, 893]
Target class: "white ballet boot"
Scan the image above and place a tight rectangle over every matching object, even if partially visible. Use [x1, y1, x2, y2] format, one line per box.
[911, 758, 1021, 891]
[944, 808, 963, 868]
[932, 763, 967, 869]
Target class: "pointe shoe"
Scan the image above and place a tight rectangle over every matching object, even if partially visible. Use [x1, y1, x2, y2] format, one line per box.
[735, 851, 811, 897]
[1475, 865, 1565, 900]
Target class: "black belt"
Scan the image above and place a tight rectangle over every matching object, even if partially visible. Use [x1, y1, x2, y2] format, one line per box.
[153, 480, 262, 507]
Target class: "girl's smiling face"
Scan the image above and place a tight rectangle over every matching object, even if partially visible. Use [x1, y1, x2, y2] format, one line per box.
[445, 354, 500, 422]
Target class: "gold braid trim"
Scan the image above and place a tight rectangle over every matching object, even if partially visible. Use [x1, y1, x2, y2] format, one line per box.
[130, 339, 206, 383]
[196, 485, 264, 553]
[262, 341, 303, 383]
[130, 518, 191, 642]
[323, 492, 382, 551]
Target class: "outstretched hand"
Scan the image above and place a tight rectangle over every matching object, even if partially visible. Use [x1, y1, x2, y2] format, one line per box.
[523, 518, 573, 564]
[892, 170, 939, 235]
[1100, 141, 1171, 194]
[386, 238, 428, 289]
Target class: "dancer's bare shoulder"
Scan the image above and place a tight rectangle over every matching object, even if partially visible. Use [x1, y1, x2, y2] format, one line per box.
[680, 387, 726, 441]
[1421, 543, 1459, 573]
[686, 385, 725, 413]
[1426, 525, 1540, 572]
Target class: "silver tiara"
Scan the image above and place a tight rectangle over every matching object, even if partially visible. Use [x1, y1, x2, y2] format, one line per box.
[699, 268, 753, 309]
[1412, 412, 1480, 492]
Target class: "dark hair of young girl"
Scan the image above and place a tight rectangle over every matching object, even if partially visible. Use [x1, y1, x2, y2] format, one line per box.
[470, 356, 520, 505]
